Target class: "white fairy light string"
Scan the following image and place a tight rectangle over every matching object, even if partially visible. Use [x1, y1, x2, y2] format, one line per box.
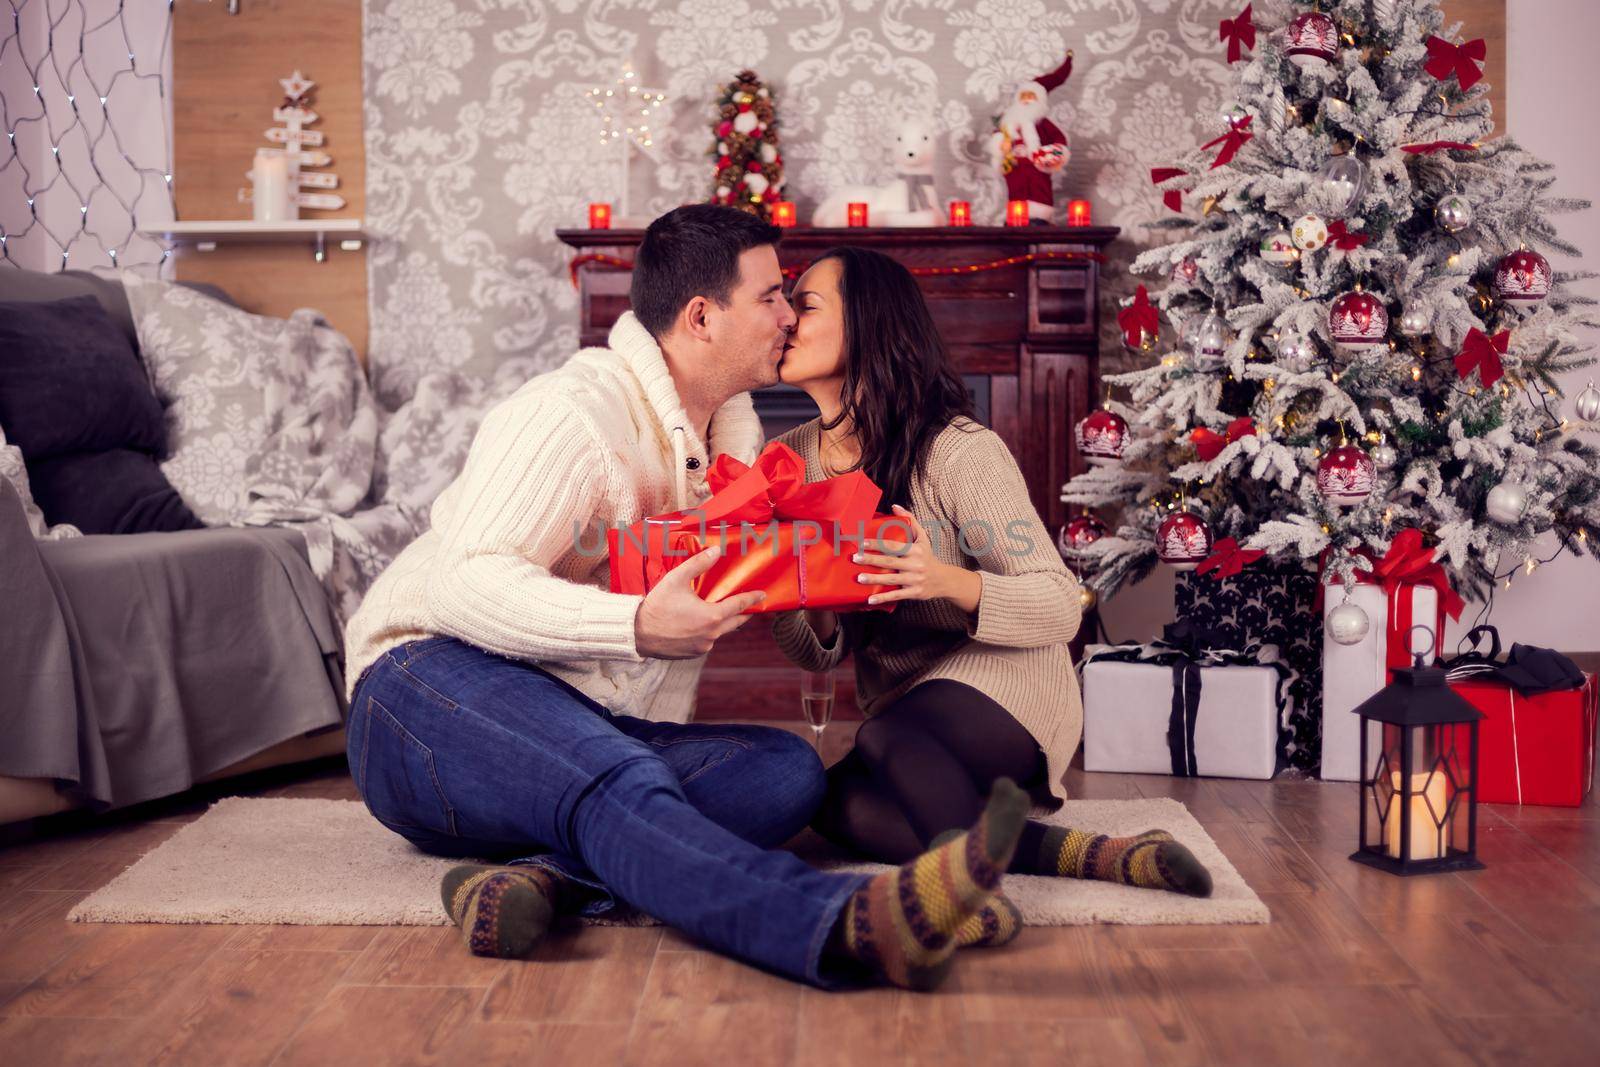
[0, 0, 178, 273]
[585, 57, 666, 222]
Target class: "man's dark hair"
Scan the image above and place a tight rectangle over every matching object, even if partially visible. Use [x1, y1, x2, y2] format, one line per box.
[630, 204, 783, 339]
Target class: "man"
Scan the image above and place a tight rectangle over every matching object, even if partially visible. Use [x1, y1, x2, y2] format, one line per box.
[342, 205, 1027, 990]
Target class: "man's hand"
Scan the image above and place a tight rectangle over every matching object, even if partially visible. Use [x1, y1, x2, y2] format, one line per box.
[634, 547, 766, 659]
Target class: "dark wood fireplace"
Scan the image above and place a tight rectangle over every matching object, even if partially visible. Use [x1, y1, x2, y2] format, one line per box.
[558, 224, 1118, 720]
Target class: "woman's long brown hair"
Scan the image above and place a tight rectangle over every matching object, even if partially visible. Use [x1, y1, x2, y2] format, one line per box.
[814, 245, 976, 510]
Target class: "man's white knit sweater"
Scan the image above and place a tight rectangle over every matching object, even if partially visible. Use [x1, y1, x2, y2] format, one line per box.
[343, 312, 765, 719]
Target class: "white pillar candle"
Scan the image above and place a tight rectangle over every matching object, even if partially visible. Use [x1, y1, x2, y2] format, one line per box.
[1384, 769, 1447, 861]
[251, 149, 292, 222]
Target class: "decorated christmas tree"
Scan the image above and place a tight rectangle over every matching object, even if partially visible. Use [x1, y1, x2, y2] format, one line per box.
[1062, 0, 1598, 613]
[708, 70, 784, 220]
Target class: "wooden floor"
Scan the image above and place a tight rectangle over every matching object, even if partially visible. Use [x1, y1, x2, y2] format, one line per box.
[2, 722, 1598, 1067]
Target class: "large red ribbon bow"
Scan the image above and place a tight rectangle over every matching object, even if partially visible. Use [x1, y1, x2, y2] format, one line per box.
[1191, 417, 1256, 462]
[1197, 537, 1264, 580]
[1401, 140, 1478, 155]
[1219, 4, 1255, 64]
[1201, 114, 1253, 170]
[1151, 166, 1186, 212]
[1117, 285, 1160, 349]
[1360, 527, 1467, 629]
[1326, 220, 1370, 251]
[685, 442, 880, 530]
[1424, 35, 1487, 91]
[1454, 327, 1510, 388]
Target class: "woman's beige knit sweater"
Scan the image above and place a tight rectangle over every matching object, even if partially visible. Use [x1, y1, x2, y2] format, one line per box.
[771, 417, 1084, 802]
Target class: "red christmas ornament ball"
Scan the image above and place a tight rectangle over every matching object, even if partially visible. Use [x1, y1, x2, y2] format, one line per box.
[1493, 249, 1553, 306]
[1284, 11, 1338, 67]
[717, 121, 733, 137]
[747, 161, 763, 173]
[1156, 510, 1213, 571]
[1058, 515, 1108, 557]
[1316, 445, 1377, 508]
[1076, 409, 1128, 467]
[1328, 290, 1389, 352]
[737, 102, 752, 113]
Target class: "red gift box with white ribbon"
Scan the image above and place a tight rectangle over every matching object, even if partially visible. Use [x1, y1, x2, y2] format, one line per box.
[1447, 673, 1598, 807]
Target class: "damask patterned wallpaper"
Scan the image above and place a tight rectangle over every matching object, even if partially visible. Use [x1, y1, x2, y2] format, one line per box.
[361, 0, 1239, 410]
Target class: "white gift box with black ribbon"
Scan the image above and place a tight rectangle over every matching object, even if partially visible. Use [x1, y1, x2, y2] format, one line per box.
[1080, 639, 1287, 780]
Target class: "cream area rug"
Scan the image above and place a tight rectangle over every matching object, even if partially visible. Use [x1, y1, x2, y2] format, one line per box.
[69, 795, 1269, 927]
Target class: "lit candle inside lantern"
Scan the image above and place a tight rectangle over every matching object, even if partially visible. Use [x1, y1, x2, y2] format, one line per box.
[1068, 199, 1092, 226]
[847, 202, 869, 228]
[1383, 769, 1447, 861]
[772, 201, 797, 228]
[948, 200, 972, 227]
[589, 203, 612, 229]
[1006, 200, 1030, 227]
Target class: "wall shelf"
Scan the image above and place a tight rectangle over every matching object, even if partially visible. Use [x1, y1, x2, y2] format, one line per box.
[139, 219, 367, 260]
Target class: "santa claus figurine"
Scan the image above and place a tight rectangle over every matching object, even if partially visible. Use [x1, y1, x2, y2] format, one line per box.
[990, 52, 1073, 223]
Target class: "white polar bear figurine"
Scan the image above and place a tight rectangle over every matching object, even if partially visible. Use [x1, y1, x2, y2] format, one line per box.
[812, 116, 940, 228]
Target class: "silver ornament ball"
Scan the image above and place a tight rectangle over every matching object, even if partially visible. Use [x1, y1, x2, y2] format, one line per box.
[1435, 194, 1474, 234]
[1398, 307, 1431, 337]
[1275, 333, 1316, 372]
[1486, 480, 1529, 524]
[1192, 309, 1231, 365]
[1574, 380, 1600, 423]
[1372, 442, 1398, 469]
[1326, 600, 1371, 646]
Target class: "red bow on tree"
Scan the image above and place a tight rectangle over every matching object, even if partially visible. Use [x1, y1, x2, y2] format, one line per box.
[1191, 417, 1256, 462]
[1454, 327, 1510, 388]
[1401, 140, 1478, 155]
[1201, 115, 1253, 169]
[1117, 285, 1160, 349]
[1359, 528, 1466, 622]
[1219, 4, 1255, 64]
[1424, 36, 1487, 91]
[1326, 220, 1370, 251]
[1197, 537, 1264, 580]
[1151, 167, 1185, 212]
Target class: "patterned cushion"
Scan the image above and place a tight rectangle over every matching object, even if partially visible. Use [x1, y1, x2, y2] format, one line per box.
[0, 423, 81, 541]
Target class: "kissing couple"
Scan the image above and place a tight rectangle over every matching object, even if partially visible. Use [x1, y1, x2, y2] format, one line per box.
[343, 204, 1212, 991]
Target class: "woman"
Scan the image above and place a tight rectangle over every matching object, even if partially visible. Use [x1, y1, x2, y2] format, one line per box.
[772, 247, 1212, 945]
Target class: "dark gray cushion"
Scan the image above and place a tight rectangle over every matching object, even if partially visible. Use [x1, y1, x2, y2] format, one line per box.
[25, 448, 203, 534]
[0, 295, 168, 460]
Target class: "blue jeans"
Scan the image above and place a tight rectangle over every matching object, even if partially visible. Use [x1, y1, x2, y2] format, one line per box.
[347, 636, 869, 987]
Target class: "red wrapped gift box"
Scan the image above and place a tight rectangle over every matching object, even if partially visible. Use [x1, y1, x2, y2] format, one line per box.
[608, 442, 910, 613]
[1448, 674, 1598, 807]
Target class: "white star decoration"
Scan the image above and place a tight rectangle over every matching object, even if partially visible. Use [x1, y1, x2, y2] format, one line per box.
[279, 70, 315, 102]
[585, 59, 668, 221]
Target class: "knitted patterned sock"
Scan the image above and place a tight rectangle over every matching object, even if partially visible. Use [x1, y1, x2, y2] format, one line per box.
[440, 864, 564, 958]
[1023, 827, 1213, 897]
[837, 778, 1029, 990]
[954, 891, 1023, 948]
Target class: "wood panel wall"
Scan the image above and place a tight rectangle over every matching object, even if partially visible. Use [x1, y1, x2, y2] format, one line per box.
[1441, 0, 1505, 136]
[171, 0, 368, 362]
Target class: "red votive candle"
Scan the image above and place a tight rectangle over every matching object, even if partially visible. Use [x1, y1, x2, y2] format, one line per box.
[588, 203, 612, 229]
[1068, 199, 1092, 226]
[846, 202, 869, 227]
[772, 201, 797, 228]
[948, 200, 972, 227]
[1006, 199, 1030, 226]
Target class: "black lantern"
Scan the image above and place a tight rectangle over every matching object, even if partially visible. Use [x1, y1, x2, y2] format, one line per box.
[1350, 626, 1485, 876]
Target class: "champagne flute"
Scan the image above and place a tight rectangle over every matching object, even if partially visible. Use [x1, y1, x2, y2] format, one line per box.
[800, 669, 836, 753]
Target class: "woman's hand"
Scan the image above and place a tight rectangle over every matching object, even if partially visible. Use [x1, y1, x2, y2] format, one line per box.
[852, 505, 982, 612]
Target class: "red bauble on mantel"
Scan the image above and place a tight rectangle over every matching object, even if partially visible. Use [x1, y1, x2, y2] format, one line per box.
[1058, 514, 1108, 557]
[1492, 249, 1553, 307]
[1284, 12, 1338, 68]
[1317, 445, 1377, 508]
[1328, 290, 1389, 353]
[1156, 510, 1213, 570]
[1076, 409, 1128, 467]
